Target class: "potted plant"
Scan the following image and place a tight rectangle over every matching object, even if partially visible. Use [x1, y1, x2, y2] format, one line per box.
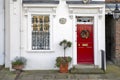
[56, 39, 72, 73]
[12, 56, 27, 70]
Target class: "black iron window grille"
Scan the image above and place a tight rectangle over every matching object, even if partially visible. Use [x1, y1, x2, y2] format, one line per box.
[32, 15, 50, 50]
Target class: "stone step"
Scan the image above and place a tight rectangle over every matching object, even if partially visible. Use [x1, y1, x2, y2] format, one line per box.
[70, 64, 105, 74]
[74, 64, 99, 69]
[70, 68, 105, 74]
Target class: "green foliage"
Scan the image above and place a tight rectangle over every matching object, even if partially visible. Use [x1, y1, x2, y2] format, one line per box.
[59, 39, 72, 57]
[56, 39, 72, 68]
[59, 39, 72, 50]
[12, 56, 27, 66]
[56, 56, 72, 67]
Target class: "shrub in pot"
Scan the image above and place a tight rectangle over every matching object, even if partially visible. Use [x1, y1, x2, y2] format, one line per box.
[12, 56, 27, 70]
[56, 39, 72, 73]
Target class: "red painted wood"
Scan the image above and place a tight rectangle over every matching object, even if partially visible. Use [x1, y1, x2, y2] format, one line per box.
[77, 24, 94, 64]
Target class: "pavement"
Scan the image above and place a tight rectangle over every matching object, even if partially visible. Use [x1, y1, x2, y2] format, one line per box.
[0, 64, 120, 80]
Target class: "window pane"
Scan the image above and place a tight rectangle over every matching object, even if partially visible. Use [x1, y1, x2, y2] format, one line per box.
[76, 16, 93, 23]
[32, 15, 50, 50]
[44, 16, 49, 22]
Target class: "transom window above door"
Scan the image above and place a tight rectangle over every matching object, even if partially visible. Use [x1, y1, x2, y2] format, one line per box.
[31, 15, 50, 50]
[76, 16, 94, 23]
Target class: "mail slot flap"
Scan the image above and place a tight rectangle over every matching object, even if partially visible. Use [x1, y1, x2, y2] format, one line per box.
[82, 44, 88, 46]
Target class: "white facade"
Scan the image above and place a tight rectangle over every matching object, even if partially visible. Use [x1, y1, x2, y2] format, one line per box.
[5, 0, 105, 70]
[0, 0, 4, 65]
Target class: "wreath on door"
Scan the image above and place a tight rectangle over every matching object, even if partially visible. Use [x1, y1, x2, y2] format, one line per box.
[80, 30, 90, 39]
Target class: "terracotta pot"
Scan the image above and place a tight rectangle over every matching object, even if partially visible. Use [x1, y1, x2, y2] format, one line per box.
[12, 65, 24, 70]
[60, 63, 68, 73]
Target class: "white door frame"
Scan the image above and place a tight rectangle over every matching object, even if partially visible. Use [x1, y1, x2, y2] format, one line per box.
[72, 14, 98, 66]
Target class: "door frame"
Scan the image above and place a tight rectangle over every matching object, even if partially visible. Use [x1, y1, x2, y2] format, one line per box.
[77, 24, 94, 64]
[72, 14, 98, 66]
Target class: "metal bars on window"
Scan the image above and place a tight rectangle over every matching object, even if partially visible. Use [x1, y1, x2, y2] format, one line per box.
[32, 15, 50, 50]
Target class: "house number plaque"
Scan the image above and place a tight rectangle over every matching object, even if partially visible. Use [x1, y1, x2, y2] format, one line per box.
[59, 18, 67, 24]
[82, 0, 90, 4]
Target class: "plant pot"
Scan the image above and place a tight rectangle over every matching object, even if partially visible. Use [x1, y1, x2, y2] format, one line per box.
[60, 63, 68, 73]
[12, 65, 24, 70]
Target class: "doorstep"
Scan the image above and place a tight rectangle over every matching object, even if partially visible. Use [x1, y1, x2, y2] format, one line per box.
[70, 64, 105, 74]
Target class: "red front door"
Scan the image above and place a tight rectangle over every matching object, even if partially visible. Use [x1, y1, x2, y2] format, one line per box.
[77, 24, 94, 64]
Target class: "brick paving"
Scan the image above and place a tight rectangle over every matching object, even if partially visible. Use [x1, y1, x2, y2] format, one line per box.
[0, 64, 120, 80]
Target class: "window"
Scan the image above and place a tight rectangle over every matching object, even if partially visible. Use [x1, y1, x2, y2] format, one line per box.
[31, 15, 50, 50]
[76, 16, 94, 23]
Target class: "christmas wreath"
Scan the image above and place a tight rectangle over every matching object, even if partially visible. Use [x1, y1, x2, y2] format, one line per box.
[80, 30, 90, 39]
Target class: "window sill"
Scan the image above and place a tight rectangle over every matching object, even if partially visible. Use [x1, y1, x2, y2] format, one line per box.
[27, 50, 55, 53]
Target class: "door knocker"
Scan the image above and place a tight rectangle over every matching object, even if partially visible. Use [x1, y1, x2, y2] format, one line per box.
[80, 30, 90, 39]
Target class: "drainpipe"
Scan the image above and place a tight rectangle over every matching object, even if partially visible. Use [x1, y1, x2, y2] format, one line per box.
[20, 0, 22, 57]
[0, 0, 5, 66]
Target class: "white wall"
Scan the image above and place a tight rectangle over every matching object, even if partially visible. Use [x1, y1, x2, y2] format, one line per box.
[97, 5, 105, 68]
[5, 0, 22, 69]
[5, 0, 10, 68]
[21, 2, 73, 70]
[0, 0, 4, 65]
[8, 0, 105, 70]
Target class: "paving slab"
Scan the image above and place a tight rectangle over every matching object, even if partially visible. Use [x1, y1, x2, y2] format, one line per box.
[75, 74, 89, 79]
[0, 64, 120, 80]
[55, 74, 69, 79]
[88, 74, 101, 79]
[34, 76, 42, 80]
[42, 74, 55, 79]
[20, 75, 34, 80]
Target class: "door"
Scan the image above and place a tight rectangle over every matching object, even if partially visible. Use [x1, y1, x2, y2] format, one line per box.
[77, 24, 94, 64]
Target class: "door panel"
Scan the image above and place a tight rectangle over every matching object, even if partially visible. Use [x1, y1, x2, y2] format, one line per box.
[77, 24, 94, 64]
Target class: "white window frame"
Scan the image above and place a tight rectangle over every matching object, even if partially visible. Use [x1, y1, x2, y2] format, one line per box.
[27, 12, 53, 52]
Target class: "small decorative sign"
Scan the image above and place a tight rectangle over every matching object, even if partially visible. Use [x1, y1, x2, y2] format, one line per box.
[82, 0, 91, 4]
[59, 18, 67, 24]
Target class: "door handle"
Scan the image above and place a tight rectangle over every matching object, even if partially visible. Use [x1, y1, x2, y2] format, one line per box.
[78, 44, 80, 46]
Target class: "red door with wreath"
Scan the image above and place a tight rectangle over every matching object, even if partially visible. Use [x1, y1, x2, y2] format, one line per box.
[77, 24, 94, 64]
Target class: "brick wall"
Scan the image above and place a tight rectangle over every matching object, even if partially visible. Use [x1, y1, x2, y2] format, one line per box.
[106, 15, 115, 61]
[106, 0, 120, 3]
[106, 15, 120, 66]
[115, 20, 120, 66]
